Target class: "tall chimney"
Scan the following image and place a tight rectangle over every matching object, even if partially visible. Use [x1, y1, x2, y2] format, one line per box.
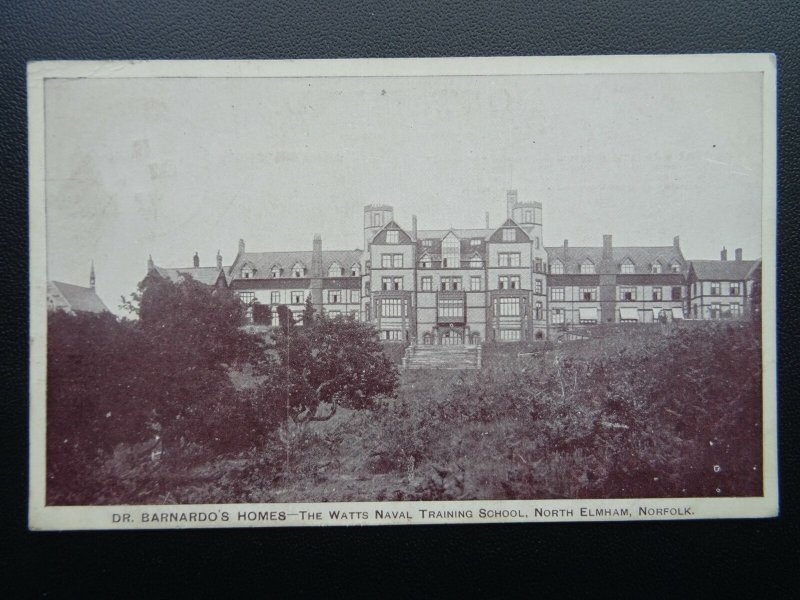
[411, 215, 418, 241]
[89, 261, 96, 289]
[602, 234, 612, 259]
[312, 234, 323, 277]
[673, 235, 680, 250]
[216, 250, 223, 270]
[721, 247, 728, 261]
[238, 239, 245, 255]
[735, 248, 743, 261]
[485, 212, 490, 228]
[193, 252, 200, 267]
[506, 189, 518, 219]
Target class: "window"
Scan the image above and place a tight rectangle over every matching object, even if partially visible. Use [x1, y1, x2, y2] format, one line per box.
[328, 263, 343, 277]
[419, 256, 431, 269]
[499, 329, 521, 341]
[271, 265, 282, 278]
[385, 230, 399, 244]
[328, 310, 341, 319]
[710, 303, 722, 319]
[470, 238, 482, 246]
[422, 239, 433, 246]
[350, 290, 361, 303]
[440, 276, 462, 291]
[671, 286, 682, 301]
[551, 260, 564, 275]
[551, 308, 564, 324]
[438, 298, 464, 319]
[421, 276, 432, 291]
[241, 267, 253, 279]
[621, 261, 635, 274]
[730, 282, 741, 296]
[502, 228, 516, 242]
[327, 291, 341, 304]
[271, 291, 281, 304]
[692, 282, 697, 296]
[730, 303, 742, 318]
[652, 287, 663, 301]
[381, 254, 403, 268]
[534, 301, 543, 320]
[292, 263, 305, 277]
[466, 256, 482, 268]
[550, 287, 565, 301]
[534, 258, 543, 273]
[580, 261, 596, 274]
[351, 264, 360, 277]
[671, 262, 682, 273]
[380, 298, 403, 317]
[710, 282, 721, 295]
[498, 275, 520, 290]
[580, 287, 597, 301]
[498, 297, 521, 317]
[579, 307, 598, 324]
[383, 330, 402, 340]
[534, 279, 543, 294]
[524, 210, 533, 223]
[470, 276, 481, 291]
[620, 286, 636, 301]
[498, 252, 521, 267]
[237, 292, 255, 305]
[381, 277, 402, 290]
[442, 235, 461, 268]
[651, 263, 662, 274]
[533, 237, 540, 249]
[291, 291, 304, 304]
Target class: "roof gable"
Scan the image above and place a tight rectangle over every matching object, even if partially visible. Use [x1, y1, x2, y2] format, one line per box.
[48, 281, 110, 313]
[371, 220, 413, 245]
[488, 219, 531, 243]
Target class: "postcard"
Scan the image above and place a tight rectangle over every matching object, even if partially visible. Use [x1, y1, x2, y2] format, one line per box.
[28, 54, 777, 529]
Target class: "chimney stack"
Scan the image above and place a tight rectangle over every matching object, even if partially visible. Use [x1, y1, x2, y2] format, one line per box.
[673, 235, 680, 250]
[216, 250, 223, 270]
[506, 189, 518, 218]
[735, 248, 743, 261]
[721, 247, 728, 261]
[312, 234, 323, 277]
[485, 212, 490, 228]
[412, 215, 418, 241]
[193, 252, 200, 267]
[238, 239, 245, 255]
[89, 261, 96, 289]
[147, 255, 155, 272]
[602, 234, 613, 259]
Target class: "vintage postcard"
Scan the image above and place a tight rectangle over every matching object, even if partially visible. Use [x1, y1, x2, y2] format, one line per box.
[28, 55, 777, 530]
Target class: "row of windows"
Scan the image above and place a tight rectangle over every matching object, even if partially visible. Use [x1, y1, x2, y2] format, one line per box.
[379, 298, 405, 318]
[549, 261, 681, 275]
[494, 298, 545, 320]
[695, 303, 743, 318]
[243, 263, 361, 279]
[693, 282, 743, 296]
[237, 290, 360, 306]
[549, 286, 682, 301]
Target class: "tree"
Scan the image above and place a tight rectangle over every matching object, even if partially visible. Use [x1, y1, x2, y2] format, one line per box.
[252, 303, 272, 325]
[265, 313, 398, 422]
[302, 296, 316, 326]
[276, 304, 294, 333]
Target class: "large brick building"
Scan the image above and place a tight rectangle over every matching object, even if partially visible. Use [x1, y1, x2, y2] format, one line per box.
[147, 190, 761, 343]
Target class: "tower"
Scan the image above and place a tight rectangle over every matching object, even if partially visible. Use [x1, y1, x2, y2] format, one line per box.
[363, 204, 394, 249]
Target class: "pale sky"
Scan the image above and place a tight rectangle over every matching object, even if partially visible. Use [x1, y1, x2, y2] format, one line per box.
[44, 71, 764, 314]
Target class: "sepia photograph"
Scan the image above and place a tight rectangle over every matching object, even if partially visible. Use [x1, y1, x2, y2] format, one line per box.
[28, 55, 777, 529]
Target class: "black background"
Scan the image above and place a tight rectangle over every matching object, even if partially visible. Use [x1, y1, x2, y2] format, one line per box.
[1, 1, 798, 596]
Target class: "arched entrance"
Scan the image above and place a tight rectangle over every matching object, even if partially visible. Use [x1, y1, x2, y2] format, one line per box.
[441, 330, 463, 345]
[422, 332, 432, 345]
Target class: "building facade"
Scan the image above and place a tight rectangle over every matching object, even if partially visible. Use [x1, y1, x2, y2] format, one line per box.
[147, 190, 761, 342]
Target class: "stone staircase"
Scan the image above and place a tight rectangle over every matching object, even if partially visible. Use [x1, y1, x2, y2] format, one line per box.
[402, 344, 482, 370]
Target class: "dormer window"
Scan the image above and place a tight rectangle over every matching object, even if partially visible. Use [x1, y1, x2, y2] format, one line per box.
[470, 239, 482, 246]
[621, 260, 635, 274]
[420, 257, 431, 269]
[328, 262, 344, 277]
[580, 260, 596, 275]
[385, 230, 399, 244]
[442, 234, 460, 269]
[422, 239, 434, 246]
[292, 262, 305, 277]
[351, 264, 360, 277]
[271, 265, 282, 278]
[241, 265, 255, 279]
[671, 262, 681, 273]
[651, 263, 662, 274]
[550, 260, 564, 275]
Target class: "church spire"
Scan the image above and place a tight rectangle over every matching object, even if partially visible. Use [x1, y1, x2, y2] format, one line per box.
[89, 261, 96, 288]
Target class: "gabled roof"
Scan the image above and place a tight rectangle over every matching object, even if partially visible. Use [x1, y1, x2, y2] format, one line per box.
[488, 219, 531, 243]
[371, 220, 414, 245]
[545, 245, 687, 275]
[688, 259, 761, 281]
[48, 281, 110, 314]
[416, 227, 494, 241]
[153, 265, 228, 287]
[229, 249, 362, 281]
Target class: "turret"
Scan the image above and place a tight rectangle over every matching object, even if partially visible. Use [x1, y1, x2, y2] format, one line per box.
[363, 204, 394, 249]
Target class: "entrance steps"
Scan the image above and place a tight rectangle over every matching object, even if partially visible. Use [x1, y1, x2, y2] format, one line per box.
[402, 344, 482, 370]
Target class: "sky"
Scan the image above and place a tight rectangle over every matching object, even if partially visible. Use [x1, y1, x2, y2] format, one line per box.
[43, 70, 764, 314]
